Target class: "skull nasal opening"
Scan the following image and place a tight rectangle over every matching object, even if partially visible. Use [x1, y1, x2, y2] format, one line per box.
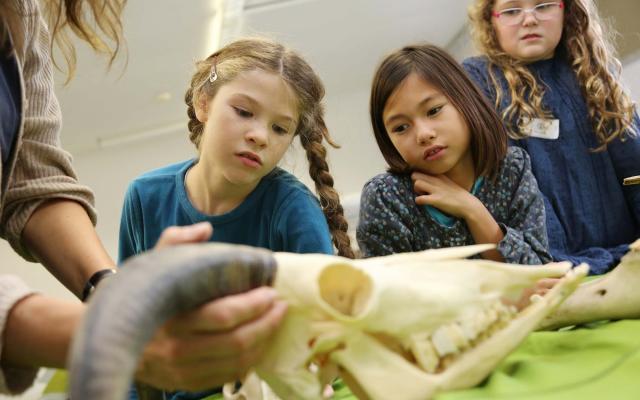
[318, 264, 372, 317]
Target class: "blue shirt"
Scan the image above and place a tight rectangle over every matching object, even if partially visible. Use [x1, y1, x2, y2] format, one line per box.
[119, 159, 334, 262]
[463, 55, 640, 274]
[0, 48, 21, 168]
[357, 147, 551, 265]
[119, 159, 334, 400]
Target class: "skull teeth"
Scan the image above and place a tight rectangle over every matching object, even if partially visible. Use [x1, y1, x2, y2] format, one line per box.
[409, 301, 518, 374]
[409, 333, 439, 373]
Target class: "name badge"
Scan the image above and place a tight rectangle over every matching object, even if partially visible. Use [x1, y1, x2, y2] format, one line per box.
[521, 118, 560, 140]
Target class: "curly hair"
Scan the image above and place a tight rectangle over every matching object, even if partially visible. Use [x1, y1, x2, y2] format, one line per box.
[469, 0, 637, 150]
[184, 37, 354, 258]
[0, 0, 125, 81]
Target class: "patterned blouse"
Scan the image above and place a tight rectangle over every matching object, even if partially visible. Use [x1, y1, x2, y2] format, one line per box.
[357, 147, 551, 264]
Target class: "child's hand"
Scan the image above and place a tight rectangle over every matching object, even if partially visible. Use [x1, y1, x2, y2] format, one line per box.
[155, 222, 213, 248]
[508, 278, 560, 311]
[411, 172, 479, 218]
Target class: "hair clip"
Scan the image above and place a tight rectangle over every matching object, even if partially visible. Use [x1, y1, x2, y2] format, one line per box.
[209, 65, 218, 82]
[208, 56, 218, 82]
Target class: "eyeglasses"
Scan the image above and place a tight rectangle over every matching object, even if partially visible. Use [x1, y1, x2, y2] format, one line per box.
[492, 2, 564, 26]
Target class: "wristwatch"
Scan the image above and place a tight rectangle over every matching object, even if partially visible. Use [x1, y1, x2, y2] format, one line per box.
[81, 268, 117, 302]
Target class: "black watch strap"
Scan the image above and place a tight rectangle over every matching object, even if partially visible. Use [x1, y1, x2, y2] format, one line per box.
[81, 269, 117, 302]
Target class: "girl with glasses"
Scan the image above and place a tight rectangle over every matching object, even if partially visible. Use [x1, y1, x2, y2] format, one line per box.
[463, 0, 640, 274]
[357, 43, 552, 267]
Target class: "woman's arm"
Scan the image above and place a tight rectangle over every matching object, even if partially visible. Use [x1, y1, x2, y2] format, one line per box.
[1, 0, 108, 296]
[22, 200, 115, 298]
[2, 293, 83, 369]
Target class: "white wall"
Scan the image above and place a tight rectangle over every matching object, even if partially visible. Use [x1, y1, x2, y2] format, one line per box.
[622, 56, 640, 103]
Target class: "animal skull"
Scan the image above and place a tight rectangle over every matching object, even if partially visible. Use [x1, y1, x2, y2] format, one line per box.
[225, 244, 587, 400]
[538, 239, 640, 330]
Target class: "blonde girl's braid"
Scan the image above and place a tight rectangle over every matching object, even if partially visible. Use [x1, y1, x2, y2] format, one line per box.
[184, 84, 204, 149]
[299, 109, 355, 259]
[183, 52, 219, 149]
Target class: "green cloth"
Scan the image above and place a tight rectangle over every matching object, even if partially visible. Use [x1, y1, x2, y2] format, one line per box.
[45, 320, 640, 399]
[334, 320, 640, 399]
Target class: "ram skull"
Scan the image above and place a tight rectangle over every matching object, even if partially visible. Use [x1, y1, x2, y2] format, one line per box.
[225, 245, 587, 400]
[68, 243, 588, 400]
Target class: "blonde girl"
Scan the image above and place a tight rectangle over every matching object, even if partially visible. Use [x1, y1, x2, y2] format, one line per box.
[357, 43, 551, 265]
[119, 37, 354, 400]
[464, 0, 640, 274]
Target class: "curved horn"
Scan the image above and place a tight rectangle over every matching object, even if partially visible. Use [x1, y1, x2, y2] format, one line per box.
[68, 243, 277, 400]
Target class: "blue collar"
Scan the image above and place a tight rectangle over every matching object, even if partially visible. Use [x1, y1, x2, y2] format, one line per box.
[422, 177, 485, 227]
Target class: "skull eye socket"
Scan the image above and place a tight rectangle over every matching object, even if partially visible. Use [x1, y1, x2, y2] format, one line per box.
[319, 263, 372, 317]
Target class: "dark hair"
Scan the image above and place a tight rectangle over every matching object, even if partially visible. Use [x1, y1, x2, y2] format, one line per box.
[184, 37, 355, 258]
[370, 43, 507, 179]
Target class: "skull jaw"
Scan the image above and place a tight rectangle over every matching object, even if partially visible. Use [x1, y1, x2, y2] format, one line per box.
[325, 264, 587, 400]
[250, 249, 587, 400]
[538, 242, 640, 330]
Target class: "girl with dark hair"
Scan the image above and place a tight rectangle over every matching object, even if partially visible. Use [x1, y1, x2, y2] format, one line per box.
[358, 43, 551, 265]
[464, 0, 640, 274]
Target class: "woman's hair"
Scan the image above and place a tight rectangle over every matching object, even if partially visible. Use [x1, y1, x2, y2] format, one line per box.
[370, 43, 507, 179]
[469, 0, 637, 150]
[184, 37, 354, 258]
[0, 0, 125, 80]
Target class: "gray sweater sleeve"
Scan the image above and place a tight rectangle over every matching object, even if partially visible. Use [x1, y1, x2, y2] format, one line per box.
[496, 148, 552, 265]
[357, 175, 417, 257]
[0, 275, 38, 394]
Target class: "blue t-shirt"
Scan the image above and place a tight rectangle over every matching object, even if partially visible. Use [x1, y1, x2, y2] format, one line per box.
[119, 159, 334, 262]
[463, 55, 640, 274]
[119, 159, 334, 400]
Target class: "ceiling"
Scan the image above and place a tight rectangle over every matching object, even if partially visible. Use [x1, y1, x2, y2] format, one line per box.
[53, 0, 471, 154]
